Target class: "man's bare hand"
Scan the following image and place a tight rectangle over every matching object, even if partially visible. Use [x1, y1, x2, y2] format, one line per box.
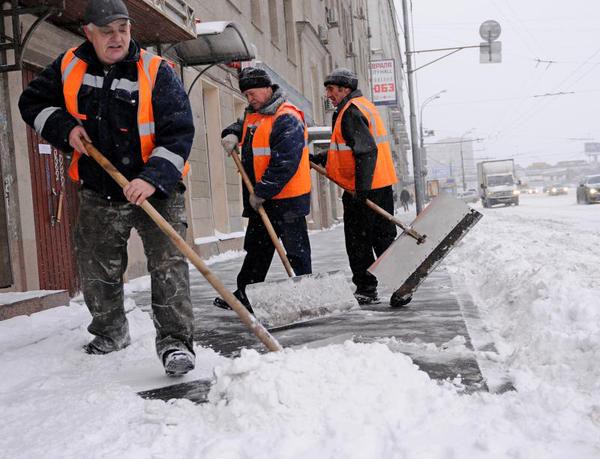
[124, 178, 156, 205]
[68, 126, 91, 155]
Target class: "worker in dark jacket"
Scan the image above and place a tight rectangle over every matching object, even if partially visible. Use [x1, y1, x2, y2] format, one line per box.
[400, 188, 411, 212]
[213, 67, 312, 311]
[18, 0, 196, 376]
[314, 68, 411, 307]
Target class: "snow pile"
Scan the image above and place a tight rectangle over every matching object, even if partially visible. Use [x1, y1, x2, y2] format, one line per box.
[447, 206, 600, 391]
[446, 198, 600, 454]
[152, 342, 589, 458]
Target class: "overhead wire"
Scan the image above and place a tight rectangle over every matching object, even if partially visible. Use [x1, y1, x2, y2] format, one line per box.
[482, 0, 600, 142]
[482, 0, 551, 142]
[488, 45, 600, 143]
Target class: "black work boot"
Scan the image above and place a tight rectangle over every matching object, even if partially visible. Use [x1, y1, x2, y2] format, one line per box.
[390, 290, 413, 308]
[213, 289, 253, 313]
[354, 288, 379, 305]
[163, 348, 195, 377]
[83, 334, 131, 355]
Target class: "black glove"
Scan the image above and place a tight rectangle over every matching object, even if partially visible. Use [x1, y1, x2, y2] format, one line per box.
[309, 152, 327, 166]
[354, 189, 369, 203]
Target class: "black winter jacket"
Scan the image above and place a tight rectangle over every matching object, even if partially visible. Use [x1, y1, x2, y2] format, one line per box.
[222, 86, 310, 219]
[19, 40, 194, 200]
[330, 90, 378, 192]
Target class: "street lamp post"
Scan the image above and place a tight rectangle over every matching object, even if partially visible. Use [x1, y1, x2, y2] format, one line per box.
[400, 0, 427, 215]
[459, 129, 474, 191]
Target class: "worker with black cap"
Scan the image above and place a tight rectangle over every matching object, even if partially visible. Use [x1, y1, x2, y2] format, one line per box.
[214, 67, 312, 311]
[19, 0, 197, 375]
[313, 68, 410, 307]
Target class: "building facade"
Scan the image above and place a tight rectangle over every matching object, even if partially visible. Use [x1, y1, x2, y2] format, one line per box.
[425, 138, 476, 194]
[366, 0, 411, 189]
[0, 0, 408, 297]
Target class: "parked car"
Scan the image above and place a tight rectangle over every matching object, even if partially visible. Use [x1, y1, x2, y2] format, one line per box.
[457, 189, 479, 203]
[576, 175, 600, 204]
[547, 184, 569, 196]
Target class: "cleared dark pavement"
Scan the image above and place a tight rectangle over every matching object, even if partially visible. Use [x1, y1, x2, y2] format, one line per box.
[137, 221, 508, 402]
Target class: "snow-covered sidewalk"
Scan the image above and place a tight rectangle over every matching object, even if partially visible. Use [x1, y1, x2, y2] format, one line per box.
[1, 194, 599, 458]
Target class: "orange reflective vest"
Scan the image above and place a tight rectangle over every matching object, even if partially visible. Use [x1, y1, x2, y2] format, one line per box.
[240, 101, 311, 199]
[60, 47, 189, 181]
[327, 96, 397, 191]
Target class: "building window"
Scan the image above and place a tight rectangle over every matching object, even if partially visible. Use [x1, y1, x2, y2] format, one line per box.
[251, 0, 262, 30]
[283, 0, 296, 63]
[268, 0, 280, 46]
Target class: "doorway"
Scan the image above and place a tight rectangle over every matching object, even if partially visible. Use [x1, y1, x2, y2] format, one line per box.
[22, 66, 80, 295]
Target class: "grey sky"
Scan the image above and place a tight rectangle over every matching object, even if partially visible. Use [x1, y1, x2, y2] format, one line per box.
[395, 0, 599, 167]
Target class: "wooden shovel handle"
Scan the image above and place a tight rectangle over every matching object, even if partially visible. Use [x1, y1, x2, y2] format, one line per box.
[82, 140, 282, 352]
[310, 162, 426, 244]
[56, 191, 64, 223]
[230, 149, 295, 277]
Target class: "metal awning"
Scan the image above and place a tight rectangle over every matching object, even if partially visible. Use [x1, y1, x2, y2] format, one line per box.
[174, 21, 254, 66]
[18, 0, 196, 45]
[307, 126, 332, 143]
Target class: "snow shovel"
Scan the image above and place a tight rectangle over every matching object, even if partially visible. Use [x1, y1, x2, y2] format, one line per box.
[309, 162, 427, 244]
[230, 150, 358, 329]
[81, 140, 282, 352]
[369, 193, 482, 303]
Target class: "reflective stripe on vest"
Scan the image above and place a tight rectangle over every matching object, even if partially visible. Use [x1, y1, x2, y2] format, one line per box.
[240, 101, 311, 199]
[326, 96, 397, 191]
[61, 47, 189, 181]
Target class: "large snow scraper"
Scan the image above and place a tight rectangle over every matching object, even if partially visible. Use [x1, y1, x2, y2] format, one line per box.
[369, 194, 482, 300]
[231, 151, 358, 329]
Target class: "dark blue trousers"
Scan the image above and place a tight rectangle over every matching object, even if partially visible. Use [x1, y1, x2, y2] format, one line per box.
[237, 213, 312, 292]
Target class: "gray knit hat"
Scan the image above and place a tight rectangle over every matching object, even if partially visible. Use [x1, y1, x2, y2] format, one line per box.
[324, 68, 358, 90]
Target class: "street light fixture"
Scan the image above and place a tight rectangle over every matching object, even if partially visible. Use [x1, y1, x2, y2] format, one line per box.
[419, 89, 446, 152]
[416, 90, 446, 206]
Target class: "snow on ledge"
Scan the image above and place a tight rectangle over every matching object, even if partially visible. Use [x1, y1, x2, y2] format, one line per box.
[195, 230, 246, 246]
[0, 290, 64, 305]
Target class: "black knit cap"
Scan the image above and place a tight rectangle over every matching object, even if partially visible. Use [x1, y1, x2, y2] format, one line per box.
[238, 67, 272, 92]
[324, 68, 358, 91]
[85, 0, 131, 27]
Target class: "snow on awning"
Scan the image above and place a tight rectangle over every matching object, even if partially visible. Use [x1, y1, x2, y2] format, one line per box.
[174, 21, 255, 66]
[17, 0, 196, 45]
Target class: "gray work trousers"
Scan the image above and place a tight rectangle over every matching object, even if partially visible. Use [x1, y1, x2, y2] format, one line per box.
[75, 186, 194, 360]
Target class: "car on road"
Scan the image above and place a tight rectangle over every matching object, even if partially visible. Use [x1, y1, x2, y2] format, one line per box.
[576, 175, 600, 204]
[547, 184, 569, 196]
[520, 185, 538, 194]
[457, 189, 479, 203]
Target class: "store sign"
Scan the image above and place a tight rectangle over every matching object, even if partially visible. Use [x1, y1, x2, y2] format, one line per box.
[370, 59, 397, 105]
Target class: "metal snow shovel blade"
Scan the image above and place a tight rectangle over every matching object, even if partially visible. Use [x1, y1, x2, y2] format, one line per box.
[369, 193, 482, 301]
[82, 140, 282, 352]
[230, 150, 358, 329]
